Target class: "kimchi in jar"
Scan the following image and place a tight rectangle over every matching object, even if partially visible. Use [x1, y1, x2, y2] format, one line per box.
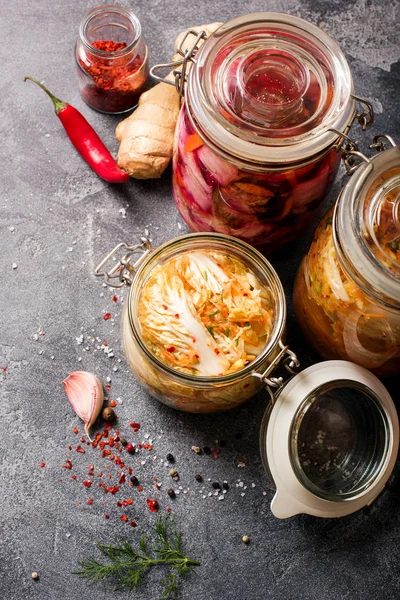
[294, 137, 400, 376]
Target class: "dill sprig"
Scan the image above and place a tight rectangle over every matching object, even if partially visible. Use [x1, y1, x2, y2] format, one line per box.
[73, 516, 200, 598]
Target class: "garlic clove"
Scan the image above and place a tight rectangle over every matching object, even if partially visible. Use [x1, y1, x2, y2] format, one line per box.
[63, 371, 104, 441]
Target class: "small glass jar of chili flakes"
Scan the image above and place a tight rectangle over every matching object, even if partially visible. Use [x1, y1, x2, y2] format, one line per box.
[75, 5, 148, 114]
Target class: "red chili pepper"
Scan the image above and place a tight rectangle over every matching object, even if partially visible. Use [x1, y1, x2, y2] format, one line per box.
[24, 76, 130, 184]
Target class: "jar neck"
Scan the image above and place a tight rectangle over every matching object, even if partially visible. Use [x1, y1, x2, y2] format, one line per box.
[79, 4, 141, 58]
[334, 146, 400, 309]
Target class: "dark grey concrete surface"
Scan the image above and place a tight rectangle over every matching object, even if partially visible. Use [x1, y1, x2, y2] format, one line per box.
[1, 1, 400, 599]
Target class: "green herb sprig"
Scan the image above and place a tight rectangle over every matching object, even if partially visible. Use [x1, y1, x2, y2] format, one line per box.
[74, 516, 200, 598]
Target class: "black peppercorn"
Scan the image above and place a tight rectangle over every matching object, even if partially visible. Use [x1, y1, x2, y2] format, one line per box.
[102, 407, 116, 423]
[223, 482, 229, 490]
[130, 476, 138, 485]
[195, 474, 203, 482]
[167, 488, 176, 498]
[219, 440, 226, 447]
[212, 482, 221, 489]
[121, 439, 128, 446]
[166, 453, 175, 463]
[203, 446, 211, 455]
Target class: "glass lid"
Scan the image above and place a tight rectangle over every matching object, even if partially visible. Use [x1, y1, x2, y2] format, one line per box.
[335, 144, 400, 307]
[291, 382, 389, 501]
[187, 13, 354, 164]
[261, 361, 398, 518]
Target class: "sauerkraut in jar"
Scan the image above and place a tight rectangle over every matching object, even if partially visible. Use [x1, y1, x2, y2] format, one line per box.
[167, 13, 372, 253]
[138, 250, 274, 376]
[294, 140, 400, 376]
[120, 233, 286, 413]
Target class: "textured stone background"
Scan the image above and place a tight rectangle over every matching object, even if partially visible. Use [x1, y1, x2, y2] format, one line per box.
[1, 1, 400, 599]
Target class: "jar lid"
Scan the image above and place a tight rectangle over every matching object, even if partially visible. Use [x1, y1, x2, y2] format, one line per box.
[260, 361, 398, 518]
[187, 13, 355, 164]
[335, 143, 400, 307]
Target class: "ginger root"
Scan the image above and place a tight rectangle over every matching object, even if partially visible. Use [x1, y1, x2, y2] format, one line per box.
[115, 22, 222, 179]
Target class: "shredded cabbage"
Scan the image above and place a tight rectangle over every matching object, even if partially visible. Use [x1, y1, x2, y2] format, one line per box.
[138, 250, 274, 376]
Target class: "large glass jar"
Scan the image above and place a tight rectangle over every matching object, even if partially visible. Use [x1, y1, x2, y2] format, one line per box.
[75, 5, 148, 114]
[164, 13, 373, 253]
[294, 137, 400, 376]
[96, 233, 286, 413]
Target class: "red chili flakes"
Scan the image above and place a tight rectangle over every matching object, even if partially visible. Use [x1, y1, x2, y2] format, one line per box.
[72, 427, 79, 434]
[109, 399, 117, 408]
[143, 444, 152, 451]
[83, 479, 92, 488]
[120, 515, 128, 522]
[87, 498, 94, 505]
[137, 486, 143, 492]
[105, 384, 111, 391]
[71, 475, 77, 480]
[166, 507, 172, 513]
[214, 349, 220, 355]
[155, 483, 161, 490]
[40, 462, 46, 468]
[112, 295, 118, 303]
[213, 448, 220, 454]
[68, 445, 72, 451]
[88, 471, 94, 477]
[116, 501, 123, 507]
[163, 305, 168, 310]
[212, 454, 219, 460]
[88, 464, 94, 471]
[80, 437, 86, 443]
[174, 314, 180, 318]
[166, 346, 175, 353]
[129, 422, 141, 432]
[63, 460, 73, 470]
[130, 521, 137, 527]
[104, 514, 110, 519]
[76, 445, 85, 454]
[146, 498, 159, 513]
[103, 312, 112, 321]
[119, 473, 126, 484]
[105, 485, 119, 495]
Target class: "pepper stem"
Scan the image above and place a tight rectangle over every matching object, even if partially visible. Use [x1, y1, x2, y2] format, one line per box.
[24, 76, 67, 114]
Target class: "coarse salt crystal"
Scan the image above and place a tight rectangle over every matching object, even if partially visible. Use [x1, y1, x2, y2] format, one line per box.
[263, 492, 267, 496]
[177, 223, 182, 230]
[106, 377, 111, 383]
[251, 483, 256, 488]
[119, 208, 127, 218]
[241, 493, 246, 497]
[12, 263, 17, 269]
[218, 495, 224, 501]
[9, 226, 14, 232]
